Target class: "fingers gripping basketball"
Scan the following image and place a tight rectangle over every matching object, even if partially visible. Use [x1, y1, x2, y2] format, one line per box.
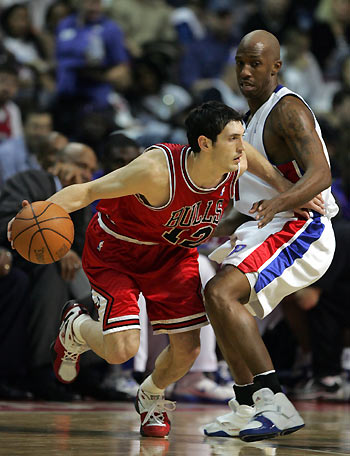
[12, 201, 74, 264]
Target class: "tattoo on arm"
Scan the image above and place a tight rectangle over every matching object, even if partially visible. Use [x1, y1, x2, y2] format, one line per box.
[273, 99, 316, 167]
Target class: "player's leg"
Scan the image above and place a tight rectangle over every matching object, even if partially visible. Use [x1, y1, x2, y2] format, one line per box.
[135, 251, 207, 437]
[152, 329, 201, 388]
[136, 329, 200, 437]
[52, 267, 142, 384]
[205, 265, 274, 382]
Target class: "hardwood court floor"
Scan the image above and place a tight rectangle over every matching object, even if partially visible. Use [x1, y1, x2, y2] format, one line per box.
[0, 400, 349, 455]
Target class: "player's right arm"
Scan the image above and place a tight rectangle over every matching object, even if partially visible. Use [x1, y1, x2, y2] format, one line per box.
[47, 148, 169, 214]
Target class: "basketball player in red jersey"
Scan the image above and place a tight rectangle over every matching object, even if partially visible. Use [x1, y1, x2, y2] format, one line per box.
[8, 101, 322, 438]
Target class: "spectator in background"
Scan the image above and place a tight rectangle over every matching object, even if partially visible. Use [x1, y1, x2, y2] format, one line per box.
[309, 0, 350, 80]
[108, 0, 176, 58]
[340, 54, 350, 90]
[0, 109, 52, 187]
[241, 0, 298, 43]
[53, 0, 130, 136]
[41, 0, 73, 59]
[100, 132, 141, 175]
[0, 2, 53, 111]
[126, 53, 194, 147]
[280, 27, 331, 113]
[0, 59, 23, 144]
[74, 110, 117, 159]
[179, 0, 239, 100]
[0, 142, 98, 401]
[36, 130, 69, 170]
[171, 0, 207, 46]
[330, 89, 350, 130]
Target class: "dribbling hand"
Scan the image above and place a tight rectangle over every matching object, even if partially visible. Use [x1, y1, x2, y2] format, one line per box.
[7, 200, 30, 248]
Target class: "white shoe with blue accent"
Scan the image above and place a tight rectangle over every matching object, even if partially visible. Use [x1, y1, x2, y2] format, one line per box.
[239, 388, 305, 442]
[203, 398, 256, 437]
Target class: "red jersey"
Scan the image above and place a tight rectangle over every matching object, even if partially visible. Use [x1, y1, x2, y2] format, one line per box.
[96, 143, 239, 249]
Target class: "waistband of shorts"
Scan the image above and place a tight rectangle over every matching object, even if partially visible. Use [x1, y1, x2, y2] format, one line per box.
[97, 212, 159, 246]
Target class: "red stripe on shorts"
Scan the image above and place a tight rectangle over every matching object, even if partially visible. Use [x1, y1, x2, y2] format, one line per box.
[238, 219, 308, 273]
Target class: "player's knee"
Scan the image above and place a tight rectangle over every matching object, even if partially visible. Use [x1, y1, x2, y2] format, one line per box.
[204, 267, 249, 313]
[104, 331, 140, 364]
[204, 274, 231, 310]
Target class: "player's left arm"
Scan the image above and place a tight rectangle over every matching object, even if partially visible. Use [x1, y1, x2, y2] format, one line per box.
[253, 97, 331, 226]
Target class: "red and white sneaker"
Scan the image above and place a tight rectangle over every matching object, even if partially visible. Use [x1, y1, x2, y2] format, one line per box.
[51, 300, 90, 384]
[135, 388, 176, 437]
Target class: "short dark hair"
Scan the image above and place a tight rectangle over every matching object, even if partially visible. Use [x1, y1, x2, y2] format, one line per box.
[185, 101, 243, 153]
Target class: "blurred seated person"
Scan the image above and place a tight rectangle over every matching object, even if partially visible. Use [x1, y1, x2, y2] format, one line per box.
[0, 59, 23, 144]
[309, 0, 350, 81]
[0, 2, 53, 110]
[0, 142, 98, 400]
[171, 0, 207, 45]
[280, 27, 331, 114]
[37, 130, 69, 170]
[241, 0, 298, 43]
[53, 0, 130, 136]
[40, 0, 73, 60]
[0, 108, 52, 187]
[179, 0, 239, 99]
[0, 245, 31, 399]
[125, 54, 194, 147]
[74, 109, 117, 160]
[108, 0, 176, 58]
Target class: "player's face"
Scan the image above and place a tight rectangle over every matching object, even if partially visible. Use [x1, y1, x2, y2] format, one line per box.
[212, 120, 245, 172]
[235, 44, 278, 101]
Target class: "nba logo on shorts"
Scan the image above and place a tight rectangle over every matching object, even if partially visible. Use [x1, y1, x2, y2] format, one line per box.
[228, 244, 246, 256]
[97, 240, 104, 252]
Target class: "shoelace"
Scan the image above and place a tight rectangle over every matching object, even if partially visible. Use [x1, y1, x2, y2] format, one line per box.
[62, 350, 80, 363]
[142, 399, 176, 426]
[61, 342, 87, 362]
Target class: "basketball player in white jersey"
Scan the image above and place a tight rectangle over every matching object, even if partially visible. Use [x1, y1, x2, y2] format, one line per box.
[203, 30, 338, 442]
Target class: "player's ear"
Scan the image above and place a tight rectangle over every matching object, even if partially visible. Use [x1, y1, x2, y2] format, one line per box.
[198, 135, 210, 151]
[271, 59, 282, 76]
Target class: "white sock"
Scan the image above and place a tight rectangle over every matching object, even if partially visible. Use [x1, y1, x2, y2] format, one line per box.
[141, 375, 165, 395]
[72, 314, 91, 344]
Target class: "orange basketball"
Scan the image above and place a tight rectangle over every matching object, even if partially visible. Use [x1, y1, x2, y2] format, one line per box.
[12, 201, 74, 264]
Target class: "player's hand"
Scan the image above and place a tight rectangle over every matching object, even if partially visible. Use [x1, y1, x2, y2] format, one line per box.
[0, 247, 12, 276]
[7, 200, 30, 248]
[249, 197, 284, 228]
[59, 250, 82, 281]
[299, 193, 325, 215]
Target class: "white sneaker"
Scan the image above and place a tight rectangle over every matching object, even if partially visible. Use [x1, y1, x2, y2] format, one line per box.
[239, 388, 305, 442]
[203, 398, 256, 437]
[135, 388, 176, 437]
[51, 301, 90, 383]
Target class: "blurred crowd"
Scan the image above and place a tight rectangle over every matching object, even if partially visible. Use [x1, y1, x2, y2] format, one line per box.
[0, 0, 349, 404]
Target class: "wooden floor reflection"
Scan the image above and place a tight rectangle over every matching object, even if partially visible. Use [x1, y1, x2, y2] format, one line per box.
[0, 400, 349, 455]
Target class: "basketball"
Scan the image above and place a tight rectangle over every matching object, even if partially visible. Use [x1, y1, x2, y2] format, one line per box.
[12, 201, 74, 264]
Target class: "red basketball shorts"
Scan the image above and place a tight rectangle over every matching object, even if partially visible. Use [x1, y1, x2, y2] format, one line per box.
[82, 215, 208, 335]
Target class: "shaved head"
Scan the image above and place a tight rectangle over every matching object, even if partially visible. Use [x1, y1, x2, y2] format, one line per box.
[62, 142, 95, 161]
[59, 142, 97, 182]
[238, 30, 280, 61]
[235, 30, 282, 111]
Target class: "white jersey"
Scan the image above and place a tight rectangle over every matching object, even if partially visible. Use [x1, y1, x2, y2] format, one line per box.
[209, 85, 338, 319]
[235, 85, 338, 219]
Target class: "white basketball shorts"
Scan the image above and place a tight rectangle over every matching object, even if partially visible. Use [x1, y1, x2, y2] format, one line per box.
[209, 214, 335, 319]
